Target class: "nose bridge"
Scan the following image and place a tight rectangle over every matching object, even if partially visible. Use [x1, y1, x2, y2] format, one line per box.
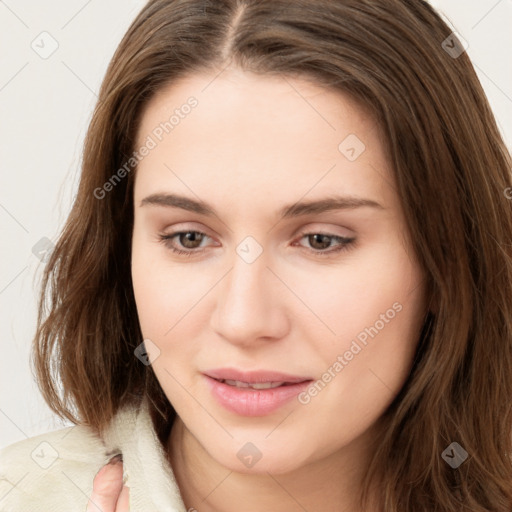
[222, 248, 268, 320]
[211, 243, 286, 344]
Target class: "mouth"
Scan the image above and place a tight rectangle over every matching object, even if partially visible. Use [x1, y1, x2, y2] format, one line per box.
[204, 368, 312, 386]
[203, 368, 313, 416]
[212, 379, 297, 390]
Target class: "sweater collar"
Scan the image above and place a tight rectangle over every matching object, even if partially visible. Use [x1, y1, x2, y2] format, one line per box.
[101, 396, 186, 511]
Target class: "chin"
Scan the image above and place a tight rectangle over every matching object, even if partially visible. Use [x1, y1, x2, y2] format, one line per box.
[206, 438, 312, 476]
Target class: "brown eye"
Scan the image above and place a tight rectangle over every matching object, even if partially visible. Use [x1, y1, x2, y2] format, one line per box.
[178, 231, 206, 249]
[307, 234, 333, 250]
[158, 230, 212, 256]
[296, 232, 356, 257]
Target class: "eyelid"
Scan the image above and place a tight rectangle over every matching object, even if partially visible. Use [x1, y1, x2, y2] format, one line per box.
[159, 223, 353, 242]
[294, 221, 356, 236]
[160, 222, 218, 240]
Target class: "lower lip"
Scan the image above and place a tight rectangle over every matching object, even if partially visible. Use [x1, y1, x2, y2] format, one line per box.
[204, 375, 311, 416]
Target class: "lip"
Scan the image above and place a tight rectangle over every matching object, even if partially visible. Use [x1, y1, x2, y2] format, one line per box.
[204, 368, 311, 384]
[203, 368, 313, 416]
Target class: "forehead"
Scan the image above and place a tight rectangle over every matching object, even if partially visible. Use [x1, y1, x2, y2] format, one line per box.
[136, 68, 376, 148]
[133, 69, 394, 210]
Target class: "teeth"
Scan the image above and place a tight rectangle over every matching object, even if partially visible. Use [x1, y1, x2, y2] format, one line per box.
[250, 382, 285, 389]
[223, 379, 285, 389]
[224, 379, 250, 388]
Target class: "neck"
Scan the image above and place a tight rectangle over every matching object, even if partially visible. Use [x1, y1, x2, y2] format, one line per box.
[166, 417, 383, 512]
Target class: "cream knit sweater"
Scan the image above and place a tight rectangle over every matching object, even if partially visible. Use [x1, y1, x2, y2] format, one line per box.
[0, 397, 186, 511]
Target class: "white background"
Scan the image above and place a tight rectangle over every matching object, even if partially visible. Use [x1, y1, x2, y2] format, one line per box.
[1, 0, 511, 450]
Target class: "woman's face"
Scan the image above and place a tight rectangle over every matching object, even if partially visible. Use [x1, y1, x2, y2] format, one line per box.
[131, 69, 427, 474]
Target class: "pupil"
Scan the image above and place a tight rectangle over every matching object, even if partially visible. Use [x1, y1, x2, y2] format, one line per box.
[181, 232, 202, 248]
[310, 234, 330, 250]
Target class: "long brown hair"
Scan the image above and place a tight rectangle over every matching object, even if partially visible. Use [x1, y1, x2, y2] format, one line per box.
[32, 0, 512, 509]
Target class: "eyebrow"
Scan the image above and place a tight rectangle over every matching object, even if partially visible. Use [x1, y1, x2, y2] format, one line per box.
[140, 193, 384, 219]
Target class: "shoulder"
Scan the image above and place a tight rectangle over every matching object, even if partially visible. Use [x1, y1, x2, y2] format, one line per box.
[0, 423, 111, 512]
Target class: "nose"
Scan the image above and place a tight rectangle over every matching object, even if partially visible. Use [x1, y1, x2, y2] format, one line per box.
[210, 249, 289, 347]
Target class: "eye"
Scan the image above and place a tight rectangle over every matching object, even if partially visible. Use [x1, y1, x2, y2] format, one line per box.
[158, 230, 356, 258]
[294, 232, 356, 256]
[158, 230, 213, 256]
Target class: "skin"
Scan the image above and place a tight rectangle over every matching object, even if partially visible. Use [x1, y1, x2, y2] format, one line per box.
[86, 457, 129, 512]
[92, 68, 427, 511]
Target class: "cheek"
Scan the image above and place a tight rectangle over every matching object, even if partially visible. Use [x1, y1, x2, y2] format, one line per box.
[298, 244, 425, 414]
[131, 233, 165, 334]
[131, 244, 206, 396]
[131, 230, 208, 338]
[289, 239, 424, 352]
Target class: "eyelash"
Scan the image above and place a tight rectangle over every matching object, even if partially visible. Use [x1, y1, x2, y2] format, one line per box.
[158, 230, 356, 258]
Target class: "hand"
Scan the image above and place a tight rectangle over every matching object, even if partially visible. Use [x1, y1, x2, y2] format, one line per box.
[86, 455, 130, 511]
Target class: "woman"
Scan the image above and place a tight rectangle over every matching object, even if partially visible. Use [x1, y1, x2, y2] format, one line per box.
[1, 0, 511, 511]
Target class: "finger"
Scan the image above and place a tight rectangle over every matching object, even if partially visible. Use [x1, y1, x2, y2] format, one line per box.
[115, 485, 130, 512]
[86, 457, 124, 512]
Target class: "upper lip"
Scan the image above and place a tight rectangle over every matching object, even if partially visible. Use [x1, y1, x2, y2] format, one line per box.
[204, 368, 313, 384]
